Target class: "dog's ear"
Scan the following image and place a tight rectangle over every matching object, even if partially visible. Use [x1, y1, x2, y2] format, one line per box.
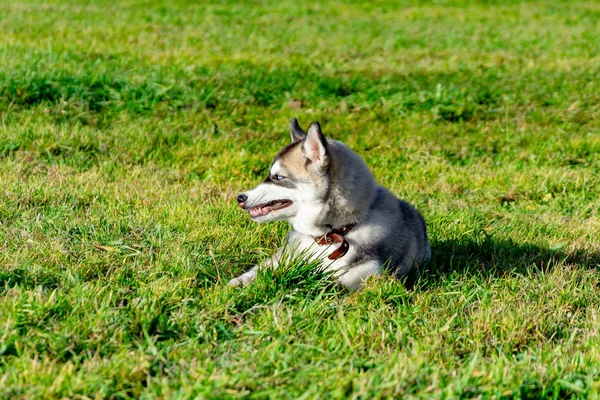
[289, 117, 306, 143]
[302, 122, 328, 168]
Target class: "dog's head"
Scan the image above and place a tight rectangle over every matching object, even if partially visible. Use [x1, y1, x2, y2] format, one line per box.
[237, 118, 332, 227]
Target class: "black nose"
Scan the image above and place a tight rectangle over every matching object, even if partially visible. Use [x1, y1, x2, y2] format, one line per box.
[237, 194, 248, 204]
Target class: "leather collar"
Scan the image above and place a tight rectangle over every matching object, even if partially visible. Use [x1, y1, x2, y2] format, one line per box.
[314, 223, 356, 260]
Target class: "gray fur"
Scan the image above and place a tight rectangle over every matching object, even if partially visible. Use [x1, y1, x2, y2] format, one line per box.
[289, 118, 306, 143]
[230, 118, 431, 290]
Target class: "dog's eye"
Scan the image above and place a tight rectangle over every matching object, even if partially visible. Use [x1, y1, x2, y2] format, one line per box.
[272, 174, 285, 181]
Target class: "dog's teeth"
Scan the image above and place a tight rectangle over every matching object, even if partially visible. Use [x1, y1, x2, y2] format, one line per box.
[247, 200, 291, 218]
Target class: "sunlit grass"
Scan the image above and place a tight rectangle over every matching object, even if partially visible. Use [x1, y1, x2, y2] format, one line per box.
[0, 0, 599, 398]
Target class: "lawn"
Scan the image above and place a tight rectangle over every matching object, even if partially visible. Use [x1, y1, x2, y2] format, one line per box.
[0, 0, 599, 398]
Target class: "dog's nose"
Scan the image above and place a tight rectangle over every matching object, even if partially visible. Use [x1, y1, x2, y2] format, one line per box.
[237, 194, 248, 205]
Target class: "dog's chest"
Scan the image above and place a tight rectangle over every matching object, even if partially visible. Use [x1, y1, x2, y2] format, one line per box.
[286, 230, 360, 269]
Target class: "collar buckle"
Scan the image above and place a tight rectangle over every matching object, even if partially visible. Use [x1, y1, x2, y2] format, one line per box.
[314, 223, 356, 260]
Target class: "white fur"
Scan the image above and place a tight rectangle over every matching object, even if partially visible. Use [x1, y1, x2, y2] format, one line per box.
[270, 160, 282, 176]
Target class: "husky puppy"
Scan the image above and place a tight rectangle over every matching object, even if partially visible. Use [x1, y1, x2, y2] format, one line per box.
[230, 118, 430, 290]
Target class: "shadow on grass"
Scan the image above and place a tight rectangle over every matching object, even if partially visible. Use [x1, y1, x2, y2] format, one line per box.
[408, 235, 600, 289]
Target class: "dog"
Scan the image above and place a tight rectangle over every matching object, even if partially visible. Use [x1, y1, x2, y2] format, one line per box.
[229, 118, 430, 290]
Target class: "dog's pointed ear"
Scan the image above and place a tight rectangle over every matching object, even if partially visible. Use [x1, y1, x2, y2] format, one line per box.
[302, 122, 328, 167]
[289, 118, 306, 143]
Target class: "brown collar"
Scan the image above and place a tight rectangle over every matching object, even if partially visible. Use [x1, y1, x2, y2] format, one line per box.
[314, 223, 356, 260]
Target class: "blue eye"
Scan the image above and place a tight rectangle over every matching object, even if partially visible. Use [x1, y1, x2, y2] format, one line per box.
[273, 174, 285, 181]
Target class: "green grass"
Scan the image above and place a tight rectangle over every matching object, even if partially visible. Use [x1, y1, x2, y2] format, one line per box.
[1, 0, 599, 398]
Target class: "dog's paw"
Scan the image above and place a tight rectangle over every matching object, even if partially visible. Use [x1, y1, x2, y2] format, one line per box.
[228, 277, 244, 287]
[228, 273, 255, 288]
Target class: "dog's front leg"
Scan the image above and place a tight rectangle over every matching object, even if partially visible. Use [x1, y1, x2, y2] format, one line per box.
[333, 259, 382, 292]
[227, 250, 282, 287]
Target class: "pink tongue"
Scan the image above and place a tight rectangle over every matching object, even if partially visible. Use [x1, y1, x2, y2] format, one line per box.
[250, 206, 269, 217]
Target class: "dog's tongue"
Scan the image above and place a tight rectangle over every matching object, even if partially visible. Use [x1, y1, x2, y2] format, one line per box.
[249, 206, 270, 217]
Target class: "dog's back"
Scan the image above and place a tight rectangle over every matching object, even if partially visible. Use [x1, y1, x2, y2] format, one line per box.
[358, 186, 431, 278]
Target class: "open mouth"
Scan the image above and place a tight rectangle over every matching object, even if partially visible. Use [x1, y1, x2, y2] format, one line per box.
[248, 200, 293, 218]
